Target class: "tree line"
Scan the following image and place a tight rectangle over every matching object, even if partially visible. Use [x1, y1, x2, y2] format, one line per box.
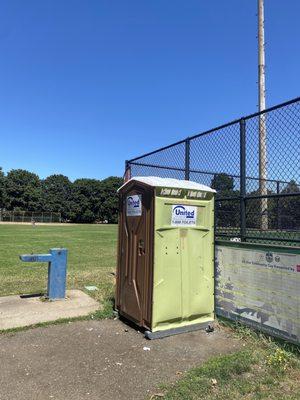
[0, 168, 123, 223]
[212, 173, 300, 231]
[0, 167, 298, 228]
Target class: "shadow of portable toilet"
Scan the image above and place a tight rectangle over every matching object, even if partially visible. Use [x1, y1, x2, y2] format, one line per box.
[115, 177, 216, 339]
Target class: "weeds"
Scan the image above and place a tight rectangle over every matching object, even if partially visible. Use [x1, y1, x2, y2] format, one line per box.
[266, 348, 289, 371]
[151, 320, 300, 400]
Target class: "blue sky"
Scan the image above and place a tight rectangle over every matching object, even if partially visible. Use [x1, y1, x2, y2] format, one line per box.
[0, 1, 299, 181]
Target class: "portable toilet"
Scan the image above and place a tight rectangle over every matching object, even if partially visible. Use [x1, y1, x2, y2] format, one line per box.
[116, 176, 216, 339]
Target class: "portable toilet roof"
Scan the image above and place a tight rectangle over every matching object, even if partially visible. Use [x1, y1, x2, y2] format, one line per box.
[118, 176, 216, 193]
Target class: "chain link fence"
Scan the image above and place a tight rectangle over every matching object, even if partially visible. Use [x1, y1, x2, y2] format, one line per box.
[0, 210, 61, 223]
[126, 97, 300, 246]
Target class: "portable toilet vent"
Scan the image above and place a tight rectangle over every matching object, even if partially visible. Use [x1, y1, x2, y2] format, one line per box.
[116, 176, 216, 339]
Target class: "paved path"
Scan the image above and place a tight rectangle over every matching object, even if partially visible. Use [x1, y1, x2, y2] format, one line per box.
[0, 319, 240, 400]
[0, 290, 99, 330]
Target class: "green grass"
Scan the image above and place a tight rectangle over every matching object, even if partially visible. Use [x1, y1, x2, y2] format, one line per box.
[151, 323, 300, 400]
[0, 223, 117, 310]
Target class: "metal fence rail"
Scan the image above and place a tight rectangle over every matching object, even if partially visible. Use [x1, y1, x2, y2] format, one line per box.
[127, 97, 300, 246]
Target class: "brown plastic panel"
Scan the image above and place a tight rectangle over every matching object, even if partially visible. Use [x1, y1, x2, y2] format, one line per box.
[116, 181, 154, 330]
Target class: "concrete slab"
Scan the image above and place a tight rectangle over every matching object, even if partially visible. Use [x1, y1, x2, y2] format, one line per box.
[0, 319, 241, 400]
[0, 290, 99, 330]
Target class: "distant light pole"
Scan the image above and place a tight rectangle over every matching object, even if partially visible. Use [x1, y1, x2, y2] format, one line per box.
[258, 0, 268, 230]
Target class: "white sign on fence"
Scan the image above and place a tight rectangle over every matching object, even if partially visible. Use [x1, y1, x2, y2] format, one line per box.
[215, 243, 300, 344]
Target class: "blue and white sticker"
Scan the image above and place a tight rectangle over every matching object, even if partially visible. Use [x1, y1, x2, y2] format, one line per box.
[126, 194, 142, 216]
[171, 205, 197, 226]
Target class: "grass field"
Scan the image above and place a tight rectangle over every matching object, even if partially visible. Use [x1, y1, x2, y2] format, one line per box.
[0, 223, 118, 310]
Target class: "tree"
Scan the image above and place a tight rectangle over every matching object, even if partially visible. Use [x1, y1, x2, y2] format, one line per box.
[1, 168, 123, 223]
[211, 173, 239, 230]
[98, 176, 123, 223]
[71, 178, 103, 223]
[0, 168, 5, 209]
[211, 173, 234, 193]
[279, 180, 300, 230]
[244, 183, 299, 231]
[70, 176, 122, 223]
[41, 174, 73, 220]
[5, 169, 42, 211]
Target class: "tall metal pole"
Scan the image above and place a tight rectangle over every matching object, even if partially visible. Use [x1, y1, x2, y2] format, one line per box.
[258, 0, 268, 230]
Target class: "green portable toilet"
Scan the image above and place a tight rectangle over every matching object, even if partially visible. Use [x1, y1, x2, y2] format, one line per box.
[116, 176, 216, 339]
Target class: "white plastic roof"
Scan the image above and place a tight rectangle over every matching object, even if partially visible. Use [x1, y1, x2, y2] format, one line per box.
[118, 176, 216, 193]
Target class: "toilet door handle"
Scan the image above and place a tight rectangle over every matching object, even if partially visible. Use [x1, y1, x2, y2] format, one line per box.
[138, 239, 145, 256]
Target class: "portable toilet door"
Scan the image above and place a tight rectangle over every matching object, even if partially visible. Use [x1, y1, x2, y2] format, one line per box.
[116, 179, 154, 330]
[116, 176, 216, 338]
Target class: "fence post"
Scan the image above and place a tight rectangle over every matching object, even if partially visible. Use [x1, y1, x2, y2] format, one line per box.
[276, 181, 281, 230]
[185, 138, 190, 180]
[124, 160, 131, 182]
[240, 119, 246, 242]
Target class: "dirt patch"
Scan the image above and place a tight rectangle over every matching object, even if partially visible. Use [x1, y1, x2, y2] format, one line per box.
[0, 319, 240, 400]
